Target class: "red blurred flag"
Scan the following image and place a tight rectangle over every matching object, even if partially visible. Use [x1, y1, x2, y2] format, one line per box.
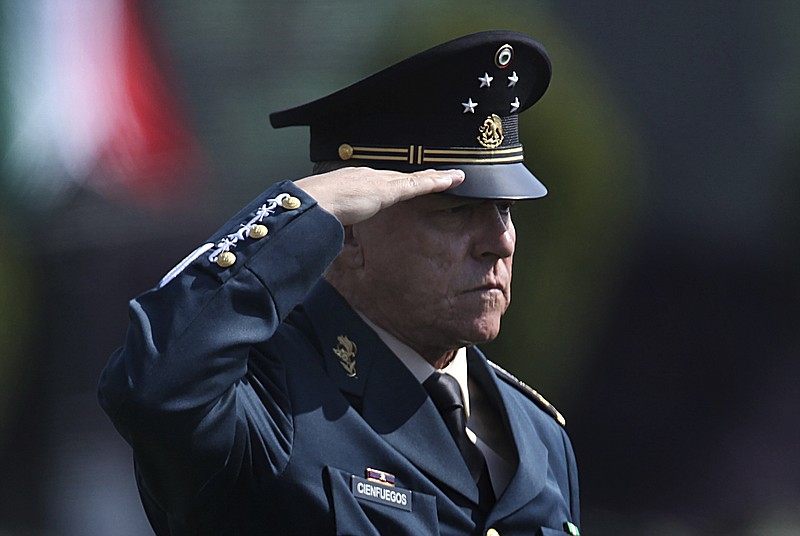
[94, 0, 201, 205]
[2, 0, 202, 208]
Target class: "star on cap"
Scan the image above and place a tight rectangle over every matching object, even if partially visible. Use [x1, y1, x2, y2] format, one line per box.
[461, 98, 478, 113]
[478, 72, 494, 88]
[510, 96, 520, 113]
[507, 71, 519, 87]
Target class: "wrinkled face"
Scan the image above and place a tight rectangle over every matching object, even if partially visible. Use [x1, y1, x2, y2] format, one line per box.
[350, 194, 516, 358]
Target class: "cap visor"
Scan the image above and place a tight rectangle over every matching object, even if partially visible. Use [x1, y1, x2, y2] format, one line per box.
[443, 162, 547, 200]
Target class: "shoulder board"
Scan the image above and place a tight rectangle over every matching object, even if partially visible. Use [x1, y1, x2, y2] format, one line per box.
[488, 360, 566, 427]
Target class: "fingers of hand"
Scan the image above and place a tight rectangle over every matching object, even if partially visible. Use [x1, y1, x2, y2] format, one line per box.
[389, 169, 465, 202]
[295, 167, 464, 225]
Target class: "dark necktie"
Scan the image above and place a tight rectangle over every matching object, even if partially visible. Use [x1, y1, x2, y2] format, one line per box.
[424, 371, 495, 510]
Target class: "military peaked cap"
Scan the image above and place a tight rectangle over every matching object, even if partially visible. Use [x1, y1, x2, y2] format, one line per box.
[270, 30, 552, 199]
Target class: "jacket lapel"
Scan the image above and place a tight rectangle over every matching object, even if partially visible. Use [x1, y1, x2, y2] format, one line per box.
[302, 280, 479, 504]
[360, 344, 478, 503]
[467, 349, 549, 518]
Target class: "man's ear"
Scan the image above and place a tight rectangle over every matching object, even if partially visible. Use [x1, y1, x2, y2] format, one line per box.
[339, 224, 364, 269]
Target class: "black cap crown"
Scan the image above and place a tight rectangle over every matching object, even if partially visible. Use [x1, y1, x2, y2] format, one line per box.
[270, 30, 551, 199]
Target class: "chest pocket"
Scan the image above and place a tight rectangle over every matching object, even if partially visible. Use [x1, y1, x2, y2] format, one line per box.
[324, 466, 440, 536]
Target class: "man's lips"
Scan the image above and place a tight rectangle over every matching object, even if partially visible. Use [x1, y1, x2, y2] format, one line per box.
[463, 281, 506, 293]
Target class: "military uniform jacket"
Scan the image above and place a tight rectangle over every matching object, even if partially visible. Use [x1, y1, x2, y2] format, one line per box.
[98, 181, 580, 536]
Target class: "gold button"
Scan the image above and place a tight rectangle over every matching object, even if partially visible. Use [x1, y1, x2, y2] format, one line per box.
[249, 224, 268, 239]
[338, 143, 354, 160]
[282, 196, 301, 210]
[216, 251, 236, 268]
[486, 529, 500, 536]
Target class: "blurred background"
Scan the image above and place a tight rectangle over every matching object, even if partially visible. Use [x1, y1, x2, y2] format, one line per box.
[0, 0, 797, 534]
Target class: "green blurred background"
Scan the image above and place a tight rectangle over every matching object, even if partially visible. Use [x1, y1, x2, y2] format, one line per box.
[1, 1, 798, 534]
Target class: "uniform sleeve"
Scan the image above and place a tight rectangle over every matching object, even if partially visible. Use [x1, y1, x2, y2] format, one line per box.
[97, 180, 344, 515]
[561, 427, 581, 527]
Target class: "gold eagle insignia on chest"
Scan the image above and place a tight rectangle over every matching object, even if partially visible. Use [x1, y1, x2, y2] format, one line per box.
[333, 335, 358, 378]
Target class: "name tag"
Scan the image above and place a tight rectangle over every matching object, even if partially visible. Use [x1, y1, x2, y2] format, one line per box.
[351, 475, 412, 512]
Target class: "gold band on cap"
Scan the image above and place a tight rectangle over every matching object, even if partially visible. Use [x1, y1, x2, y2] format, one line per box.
[336, 144, 524, 165]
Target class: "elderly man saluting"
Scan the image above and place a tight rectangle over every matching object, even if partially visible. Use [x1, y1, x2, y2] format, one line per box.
[99, 30, 581, 536]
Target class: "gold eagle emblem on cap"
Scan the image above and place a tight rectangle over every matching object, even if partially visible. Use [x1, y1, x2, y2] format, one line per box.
[333, 335, 358, 378]
[478, 114, 504, 148]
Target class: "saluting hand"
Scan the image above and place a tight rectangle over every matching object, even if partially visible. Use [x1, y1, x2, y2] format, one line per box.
[295, 167, 465, 226]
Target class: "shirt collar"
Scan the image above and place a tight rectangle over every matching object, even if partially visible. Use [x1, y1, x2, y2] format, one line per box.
[357, 312, 471, 417]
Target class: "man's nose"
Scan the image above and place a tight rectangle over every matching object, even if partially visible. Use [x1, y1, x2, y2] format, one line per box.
[471, 204, 516, 259]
